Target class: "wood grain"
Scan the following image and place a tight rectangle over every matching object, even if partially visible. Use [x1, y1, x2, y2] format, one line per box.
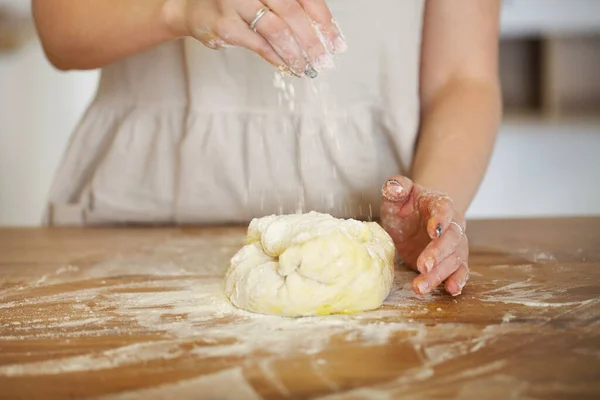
[0, 218, 599, 399]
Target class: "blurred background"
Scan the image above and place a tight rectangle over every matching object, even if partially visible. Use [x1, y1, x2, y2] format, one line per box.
[0, 0, 599, 226]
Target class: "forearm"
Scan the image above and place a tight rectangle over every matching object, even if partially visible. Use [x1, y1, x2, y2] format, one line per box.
[32, 0, 182, 70]
[411, 78, 502, 214]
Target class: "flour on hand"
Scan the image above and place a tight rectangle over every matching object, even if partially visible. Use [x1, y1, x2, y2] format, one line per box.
[224, 212, 395, 317]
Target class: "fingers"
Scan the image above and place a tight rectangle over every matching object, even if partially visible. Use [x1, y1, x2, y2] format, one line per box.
[380, 176, 416, 232]
[379, 175, 471, 296]
[210, 16, 289, 72]
[296, 0, 347, 53]
[415, 190, 455, 240]
[413, 251, 466, 295]
[237, 3, 308, 76]
[427, 199, 454, 240]
[416, 221, 464, 275]
[190, 1, 344, 76]
[261, 0, 333, 71]
[381, 176, 414, 206]
[445, 263, 469, 296]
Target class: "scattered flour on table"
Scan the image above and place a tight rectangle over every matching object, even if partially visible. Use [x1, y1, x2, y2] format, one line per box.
[481, 276, 593, 308]
[0, 273, 428, 355]
[0, 235, 591, 390]
[0, 235, 438, 377]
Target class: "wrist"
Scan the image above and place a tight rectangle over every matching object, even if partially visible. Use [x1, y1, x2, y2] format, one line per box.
[411, 176, 470, 215]
[161, 0, 189, 39]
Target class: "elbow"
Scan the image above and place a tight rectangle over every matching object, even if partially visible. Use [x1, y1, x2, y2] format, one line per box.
[42, 50, 73, 72]
[421, 74, 502, 115]
[38, 40, 99, 71]
[32, 5, 103, 71]
[33, 20, 99, 70]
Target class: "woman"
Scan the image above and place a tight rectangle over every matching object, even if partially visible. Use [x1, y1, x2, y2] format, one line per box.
[32, 0, 502, 297]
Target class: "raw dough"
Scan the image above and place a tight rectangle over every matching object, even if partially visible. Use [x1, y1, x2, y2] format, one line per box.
[224, 211, 395, 317]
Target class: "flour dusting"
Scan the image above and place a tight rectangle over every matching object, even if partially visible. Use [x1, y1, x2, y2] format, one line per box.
[1, 233, 597, 399]
[0, 236, 436, 377]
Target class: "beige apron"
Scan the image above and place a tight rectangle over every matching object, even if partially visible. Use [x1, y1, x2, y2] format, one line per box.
[46, 0, 425, 226]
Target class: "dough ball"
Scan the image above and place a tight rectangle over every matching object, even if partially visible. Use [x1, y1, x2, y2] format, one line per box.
[224, 211, 395, 317]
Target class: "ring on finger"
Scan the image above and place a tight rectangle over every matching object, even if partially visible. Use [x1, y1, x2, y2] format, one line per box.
[449, 221, 465, 236]
[249, 6, 269, 32]
[304, 64, 318, 78]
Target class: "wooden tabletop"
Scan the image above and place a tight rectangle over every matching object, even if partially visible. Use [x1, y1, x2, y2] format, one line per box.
[0, 218, 599, 399]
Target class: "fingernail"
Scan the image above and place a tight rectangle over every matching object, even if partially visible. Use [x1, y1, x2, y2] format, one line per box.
[288, 65, 304, 78]
[332, 36, 347, 54]
[435, 224, 443, 238]
[330, 18, 348, 54]
[277, 65, 293, 77]
[424, 258, 434, 273]
[451, 274, 468, 296]
[304, 64, 318, 79]
[314, 53, 335, 72]
[416, 279, 430, 295]
[382, 178, 405, 201]
[385, 179, 403, 193]
[381, 179, 404, 201]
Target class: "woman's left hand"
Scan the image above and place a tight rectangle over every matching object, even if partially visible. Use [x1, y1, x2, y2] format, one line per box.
[380, 175, 469, 296]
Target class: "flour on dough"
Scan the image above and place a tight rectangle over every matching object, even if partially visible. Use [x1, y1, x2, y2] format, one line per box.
[224, 211, 395, 317]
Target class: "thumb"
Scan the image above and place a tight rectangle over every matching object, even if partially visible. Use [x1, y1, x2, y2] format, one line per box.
[380, 176, 423, 269]
[380, 175, 415, 220]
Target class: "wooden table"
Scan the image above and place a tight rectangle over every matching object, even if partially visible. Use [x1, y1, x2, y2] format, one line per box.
[0, 218, 599, 399]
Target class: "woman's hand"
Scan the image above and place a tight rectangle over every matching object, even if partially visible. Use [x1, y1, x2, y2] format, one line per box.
[380, 175, 469, 296]
[165, 0, 347, 76]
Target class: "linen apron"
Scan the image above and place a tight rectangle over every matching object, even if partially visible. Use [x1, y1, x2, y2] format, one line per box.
[46, 0, 425, 226]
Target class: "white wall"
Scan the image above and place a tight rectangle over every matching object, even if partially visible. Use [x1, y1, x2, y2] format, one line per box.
[468, 120, 600, 218]
[0, 41, 99, 226]
[500, 0, 600, 37]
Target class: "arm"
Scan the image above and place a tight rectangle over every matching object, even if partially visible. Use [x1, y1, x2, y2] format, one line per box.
[411, 0, 503, 214]
[32, 1, 343, 74]
[380, 0, 501, 296]
[31, 0, 179, 70]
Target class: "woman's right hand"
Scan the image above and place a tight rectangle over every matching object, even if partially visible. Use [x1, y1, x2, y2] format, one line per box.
[164, 0, 346, 77]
